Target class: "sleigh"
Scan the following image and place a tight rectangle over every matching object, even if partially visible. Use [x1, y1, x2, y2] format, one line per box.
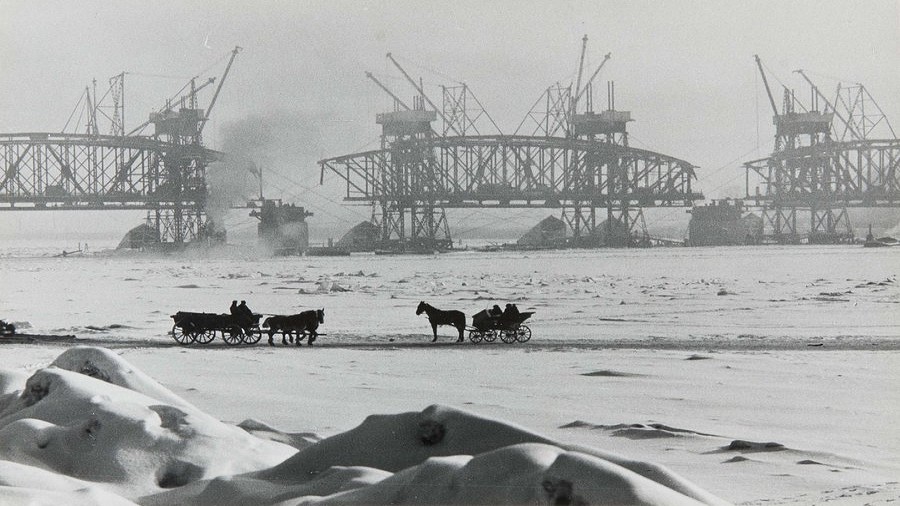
[467, 309, 533, 344]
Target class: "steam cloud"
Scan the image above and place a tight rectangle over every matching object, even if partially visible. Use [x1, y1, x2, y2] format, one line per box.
[206, 110, 335, 231]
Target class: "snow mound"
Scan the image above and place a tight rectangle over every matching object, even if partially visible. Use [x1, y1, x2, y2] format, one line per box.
[0, 347, 296, 502]
[0, 347, 726, 505]
[49, 346, 196, 410]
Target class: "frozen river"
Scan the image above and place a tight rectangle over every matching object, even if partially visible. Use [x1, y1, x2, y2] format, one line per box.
[2, 244, 897, 348]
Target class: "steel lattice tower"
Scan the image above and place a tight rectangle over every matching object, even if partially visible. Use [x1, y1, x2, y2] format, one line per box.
[745, 57, 899, 243]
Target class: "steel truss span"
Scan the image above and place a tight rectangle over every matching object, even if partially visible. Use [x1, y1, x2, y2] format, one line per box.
[744, 139, 900, 208]
[320, 135, 701, 208]
[0, 133, 219, 210]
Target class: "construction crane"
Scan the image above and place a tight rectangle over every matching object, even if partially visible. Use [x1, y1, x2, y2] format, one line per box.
[741, 56, 900, 244]
[793, 69, 858, 140]
[753, 55, 832, 151]
[126, 46, 241, 139]
[572, 52, 612, 110]
[365, 55, 500, 138]
[365, 71, 413, 112]
[200, 46, 242, 135]
[754, 54, 780, 118]
[385, 52, 462, 136]
[0, 46, 244, 246]
[569, 35, 612, 118]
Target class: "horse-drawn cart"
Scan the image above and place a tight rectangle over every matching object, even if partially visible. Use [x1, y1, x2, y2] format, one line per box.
[170, 311, 262, 345]
[468, 310, 533, 344]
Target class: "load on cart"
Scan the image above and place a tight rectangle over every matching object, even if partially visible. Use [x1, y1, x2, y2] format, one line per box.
[468, 303, 533, 344]
[170, 301, 326, 347]
[170, 300, 262, 345]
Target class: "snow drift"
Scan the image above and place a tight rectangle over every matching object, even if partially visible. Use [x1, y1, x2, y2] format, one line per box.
[0, 347, 725, 505]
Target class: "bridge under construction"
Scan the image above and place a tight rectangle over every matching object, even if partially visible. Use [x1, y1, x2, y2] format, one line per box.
[0, 47, 241, 245]
[2, 41, 897, 250]
[320, 39, 703, 251]
[743, 56, 899, 244]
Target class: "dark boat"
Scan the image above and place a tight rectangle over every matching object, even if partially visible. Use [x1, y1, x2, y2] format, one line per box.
[687, 199, 763, 246]
[864, 225, 898, 247]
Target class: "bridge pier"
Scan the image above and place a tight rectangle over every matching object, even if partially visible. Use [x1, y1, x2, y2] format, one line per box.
[373, 200, 452, 252]
[757, 204, 854, 244]
[561, 202, 648, 247]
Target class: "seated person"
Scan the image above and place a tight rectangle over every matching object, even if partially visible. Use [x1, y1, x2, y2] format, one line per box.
[503, 303, 520, 318]
[473, 306, 501, 331]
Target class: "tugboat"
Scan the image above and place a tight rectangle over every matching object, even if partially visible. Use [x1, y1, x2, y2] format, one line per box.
[864, 224, 898, 247]
[249, 199, 314, 255]
[687, 199, 763, 246]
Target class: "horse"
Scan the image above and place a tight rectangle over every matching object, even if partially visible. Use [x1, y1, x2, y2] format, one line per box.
[416, 301, 466, 343]
[263, 309, 324, 346]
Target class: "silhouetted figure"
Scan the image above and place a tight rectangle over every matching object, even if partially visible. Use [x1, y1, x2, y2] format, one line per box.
[263, 309, 325, 346]
[503, 303, 520, 319]
[229, 300, 239, 316]
[0, 320, 15, 336]
[416, 301, 466, 342]
[490, 305, 503, 317]
[472, 309, 493, 331]
[237, 300, 253, 319]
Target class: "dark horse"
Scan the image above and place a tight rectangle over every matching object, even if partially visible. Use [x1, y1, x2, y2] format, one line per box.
[263, 309, 324, 346]
[416, 301, 466, 343]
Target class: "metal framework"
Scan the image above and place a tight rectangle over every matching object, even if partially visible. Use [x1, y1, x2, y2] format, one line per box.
[1, 47, 240, 245]
[745, 138, 900, 241]
[324, 135, 698, 204]
[321, 134, 700, 244]
[0, 133, 220, 242]
[746, 57, 899, 243]
[325, 41, 699, 249]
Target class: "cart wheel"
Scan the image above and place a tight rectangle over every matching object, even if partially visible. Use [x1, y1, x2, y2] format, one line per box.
[222, 326, 244, 346]
[468, 329, 483, 343]
[242, 329, 261, 345]
[195, 329, 216, 344]
[483, 329, 498, 343]
[171, 324, 195, 345]
[499, 329, 517, 344]
[516, 325, 532, 343]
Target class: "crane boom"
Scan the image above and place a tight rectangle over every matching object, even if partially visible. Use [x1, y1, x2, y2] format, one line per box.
[126, 77, 216, 136]
[572, 52, 612, 105]
[754, 55, 779, 117]
[386, 52, 462, 136]
[199, 46, 242, 134]
[572, 34, 588, 114]
[365, 71, 412, 111]
[794, 69, 860, 140]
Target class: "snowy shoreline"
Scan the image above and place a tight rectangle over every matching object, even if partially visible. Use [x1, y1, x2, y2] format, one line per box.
[2, 343, 899, 505]
[2, 246, 898, 504]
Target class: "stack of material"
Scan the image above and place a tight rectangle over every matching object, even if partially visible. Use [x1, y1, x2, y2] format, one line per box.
[336, 221, 380, 252]
[518, 215, 567, 247]
[116, 223, 160, 250]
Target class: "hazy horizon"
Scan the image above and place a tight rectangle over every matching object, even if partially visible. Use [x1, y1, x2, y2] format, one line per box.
[1, 0, 898, 240]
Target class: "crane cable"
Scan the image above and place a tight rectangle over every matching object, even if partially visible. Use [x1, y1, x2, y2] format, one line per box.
[393, 54, 464, 86]
[259, 168, 368, 224]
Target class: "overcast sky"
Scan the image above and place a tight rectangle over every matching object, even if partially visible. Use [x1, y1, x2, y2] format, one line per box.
[1, 0, 898, 241]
